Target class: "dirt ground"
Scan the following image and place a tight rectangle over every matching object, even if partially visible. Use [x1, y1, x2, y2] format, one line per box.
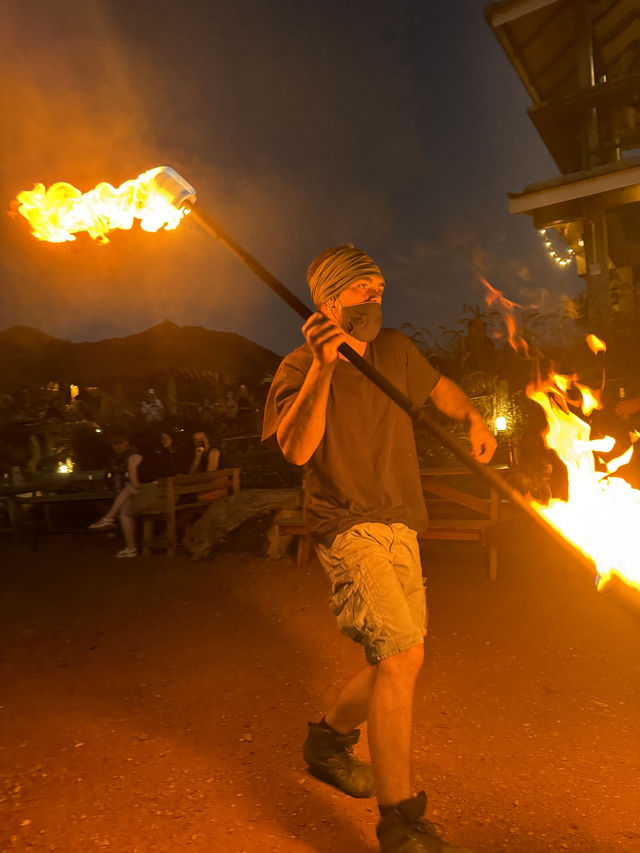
[1, 521, 639, 853]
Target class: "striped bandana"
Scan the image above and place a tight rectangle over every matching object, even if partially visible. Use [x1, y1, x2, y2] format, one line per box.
[308, 246, 383, 307]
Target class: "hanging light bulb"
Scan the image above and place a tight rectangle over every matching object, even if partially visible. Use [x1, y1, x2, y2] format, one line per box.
[537, 227, 575, 268]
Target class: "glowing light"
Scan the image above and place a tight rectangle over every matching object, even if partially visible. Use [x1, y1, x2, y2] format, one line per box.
[537, 227, 575, 268]
[495, 416, 507, 433]
[483, 279, 640, 592]
[530, 369, 640, 591]
[14, 167, 187, 244]
[586, 334, 606, 355]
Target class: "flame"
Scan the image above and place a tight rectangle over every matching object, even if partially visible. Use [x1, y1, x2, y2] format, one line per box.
[14, 167, 186, 244]
[586, 333, 607, 355]
[528, 358, 640, 592]
[480, 277, 529, 357]
[482, 278, 639, 592]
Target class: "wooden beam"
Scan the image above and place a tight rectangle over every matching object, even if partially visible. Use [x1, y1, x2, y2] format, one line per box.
[487, 0, 563, 28]
[509, 163, 640, 213]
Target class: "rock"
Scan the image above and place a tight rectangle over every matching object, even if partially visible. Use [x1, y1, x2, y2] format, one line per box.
[183, 488, 301, 560]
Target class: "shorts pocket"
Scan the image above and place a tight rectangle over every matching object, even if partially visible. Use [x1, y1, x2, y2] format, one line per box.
[329, 572, 379, 646]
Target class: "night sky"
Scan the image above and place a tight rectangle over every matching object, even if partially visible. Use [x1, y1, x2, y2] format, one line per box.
[1, 0, 581, 357]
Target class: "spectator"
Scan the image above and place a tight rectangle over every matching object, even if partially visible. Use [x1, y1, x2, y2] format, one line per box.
[88, 434, 162, 558]
[141, 429, 186, 479]
[140, 388, 165, 423]
[189, 428, 221, 474]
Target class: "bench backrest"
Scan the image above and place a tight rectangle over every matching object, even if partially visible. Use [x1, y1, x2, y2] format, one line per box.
[420, 468, 501, 518]
[156, 468, 240, 502]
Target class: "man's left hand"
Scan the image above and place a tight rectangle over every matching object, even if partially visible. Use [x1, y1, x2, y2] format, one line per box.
[468, 417, 497, 463]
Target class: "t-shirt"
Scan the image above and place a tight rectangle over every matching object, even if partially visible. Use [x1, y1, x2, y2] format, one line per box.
[262, 328, 440, 545]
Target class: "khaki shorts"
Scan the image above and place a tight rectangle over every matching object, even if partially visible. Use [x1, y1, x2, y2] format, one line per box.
[314, 522, 428, 664]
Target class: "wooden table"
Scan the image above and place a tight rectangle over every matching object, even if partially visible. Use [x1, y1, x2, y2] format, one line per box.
[13, 474, 113, 550]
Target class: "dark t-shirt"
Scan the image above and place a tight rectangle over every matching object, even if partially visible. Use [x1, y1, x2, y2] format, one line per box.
[262, 328, 440, 545]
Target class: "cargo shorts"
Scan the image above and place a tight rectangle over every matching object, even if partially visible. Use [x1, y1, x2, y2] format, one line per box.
[314, 522, 428, 664]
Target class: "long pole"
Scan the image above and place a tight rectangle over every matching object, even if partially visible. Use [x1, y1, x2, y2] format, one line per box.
[185, 201, 597, 576]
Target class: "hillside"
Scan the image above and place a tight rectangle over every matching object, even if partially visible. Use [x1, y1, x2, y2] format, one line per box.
[0, 322, 282, 390]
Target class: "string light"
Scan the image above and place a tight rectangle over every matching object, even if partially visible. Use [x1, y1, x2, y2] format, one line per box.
[537, 228, 575, 268]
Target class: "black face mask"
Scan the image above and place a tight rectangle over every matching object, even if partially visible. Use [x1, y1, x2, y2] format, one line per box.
[339, 302, 383, 342]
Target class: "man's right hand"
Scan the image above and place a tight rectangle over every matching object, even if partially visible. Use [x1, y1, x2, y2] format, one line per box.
[615, 397, 640, 419]
[302, 313, 346, 366]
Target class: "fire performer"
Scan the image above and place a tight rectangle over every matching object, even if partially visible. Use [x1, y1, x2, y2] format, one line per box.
[262, 245, 496, 853]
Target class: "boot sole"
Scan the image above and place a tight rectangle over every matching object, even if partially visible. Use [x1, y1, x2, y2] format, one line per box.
[306, 764, 374, 798]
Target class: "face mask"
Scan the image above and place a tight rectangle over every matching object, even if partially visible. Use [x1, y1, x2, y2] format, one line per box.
[339, 301, 383, 342]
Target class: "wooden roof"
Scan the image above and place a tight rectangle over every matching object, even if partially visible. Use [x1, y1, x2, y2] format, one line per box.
[485, 0, 640, 173]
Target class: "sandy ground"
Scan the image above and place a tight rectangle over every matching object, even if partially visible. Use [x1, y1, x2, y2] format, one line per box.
[1, 521, 639, 853]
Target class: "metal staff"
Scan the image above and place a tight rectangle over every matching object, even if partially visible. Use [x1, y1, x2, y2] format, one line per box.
[155, 167, 596, 576]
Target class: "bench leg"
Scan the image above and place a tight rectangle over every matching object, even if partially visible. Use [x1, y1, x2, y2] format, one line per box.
[141, 519, 153, 558]
[489, 543, 498, 582]
[296, 534, 310, 568]
[166, 512, 177, 558]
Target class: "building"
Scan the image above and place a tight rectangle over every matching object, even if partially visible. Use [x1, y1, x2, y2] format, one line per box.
[485, 0, 640, 353]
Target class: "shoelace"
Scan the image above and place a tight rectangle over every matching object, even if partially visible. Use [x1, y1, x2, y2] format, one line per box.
[413, 816, 445, 839]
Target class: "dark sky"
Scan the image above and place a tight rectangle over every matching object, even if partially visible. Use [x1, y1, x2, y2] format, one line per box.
[0, 0, 580, 356]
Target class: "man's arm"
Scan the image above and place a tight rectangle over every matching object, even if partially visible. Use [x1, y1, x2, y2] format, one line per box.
[276, 313, 345, 466]
[429, 375, 497, 463]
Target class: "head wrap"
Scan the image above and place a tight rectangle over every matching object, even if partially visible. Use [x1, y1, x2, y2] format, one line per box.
[307, 245, 383, 307]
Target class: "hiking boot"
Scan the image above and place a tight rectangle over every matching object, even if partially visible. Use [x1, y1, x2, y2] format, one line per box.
[377, 791, 475, 853]
[302, 720, 374, 798]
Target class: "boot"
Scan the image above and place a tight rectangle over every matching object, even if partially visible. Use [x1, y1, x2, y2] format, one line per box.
[376, 791, 475, 853]
[302, 720, 374, 798]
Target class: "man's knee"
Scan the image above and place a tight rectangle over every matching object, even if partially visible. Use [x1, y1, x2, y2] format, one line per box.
[377, 643, 424, 678]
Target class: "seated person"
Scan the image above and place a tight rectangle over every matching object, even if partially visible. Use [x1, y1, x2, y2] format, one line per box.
[189, 429, 221, 474]
[88, 435, 162, 558]
[146, 429, 186, 479]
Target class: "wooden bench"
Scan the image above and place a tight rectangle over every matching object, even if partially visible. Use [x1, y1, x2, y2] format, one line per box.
[136, 468, 240, 557]
[419, 468, 504, 581]
[272, 467, 507, 580]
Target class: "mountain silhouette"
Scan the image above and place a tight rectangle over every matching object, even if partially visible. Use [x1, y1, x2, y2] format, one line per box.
[0, 322, 282, 391]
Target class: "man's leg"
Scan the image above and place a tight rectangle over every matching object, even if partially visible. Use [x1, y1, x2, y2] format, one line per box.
[324, 663, 377, 733]
[368, 643, 423, 804]
[303, 665, 377, 798]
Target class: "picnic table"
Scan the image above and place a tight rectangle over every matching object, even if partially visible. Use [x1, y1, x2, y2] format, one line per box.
[10, 471, 114, 550]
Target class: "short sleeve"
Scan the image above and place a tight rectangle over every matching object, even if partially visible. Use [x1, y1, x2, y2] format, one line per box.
[404, 336, 440, 406]
[261, 348, 311, 444]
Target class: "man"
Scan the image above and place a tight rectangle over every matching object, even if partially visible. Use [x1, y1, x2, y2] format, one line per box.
[262, 245, 496, 853]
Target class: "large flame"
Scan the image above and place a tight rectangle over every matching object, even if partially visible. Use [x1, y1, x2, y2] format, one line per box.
[530, 369, 640, 590]
[482, 279, 639, 592]
[14, 167, 185, 244]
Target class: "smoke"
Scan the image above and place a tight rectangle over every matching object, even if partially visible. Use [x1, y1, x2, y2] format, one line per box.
[0, 0, 427, 352]
[0, 0, 580, 356]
